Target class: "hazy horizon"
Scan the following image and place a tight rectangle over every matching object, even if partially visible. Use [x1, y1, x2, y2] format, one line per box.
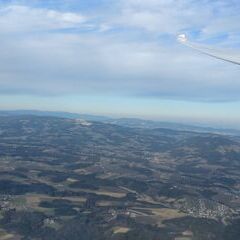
[1, 105, 240, 130]
[0, 0, 240, 128]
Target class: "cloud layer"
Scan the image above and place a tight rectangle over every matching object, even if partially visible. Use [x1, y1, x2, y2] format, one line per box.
[0, 0, 240, 101]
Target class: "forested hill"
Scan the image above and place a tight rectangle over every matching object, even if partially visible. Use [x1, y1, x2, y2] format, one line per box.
[0, 115, 240, 239]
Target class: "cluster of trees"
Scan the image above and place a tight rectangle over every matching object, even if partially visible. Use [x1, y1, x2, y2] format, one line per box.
[1, 195, 240, 239]
[0, 180, 55, 195]
[0, 209, 174, 240]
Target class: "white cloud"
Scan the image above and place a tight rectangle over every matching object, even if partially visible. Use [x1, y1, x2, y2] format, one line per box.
[114, 0, 240, 40]
[0, 5, 87, 32]
[0, 1, 239, 101]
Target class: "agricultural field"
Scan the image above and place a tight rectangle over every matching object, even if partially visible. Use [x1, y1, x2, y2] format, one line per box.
[0, 115, 240, 239]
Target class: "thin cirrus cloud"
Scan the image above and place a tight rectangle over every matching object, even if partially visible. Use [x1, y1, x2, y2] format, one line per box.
[0, 0, 239, 102]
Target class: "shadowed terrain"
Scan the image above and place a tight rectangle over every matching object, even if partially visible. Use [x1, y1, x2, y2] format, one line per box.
[0, 115, 240, 240]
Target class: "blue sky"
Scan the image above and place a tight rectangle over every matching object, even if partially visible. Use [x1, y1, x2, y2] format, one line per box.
[0, 0, 240, 127]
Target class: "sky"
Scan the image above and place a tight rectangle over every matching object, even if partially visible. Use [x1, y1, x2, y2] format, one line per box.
[0, 0, 240, 128]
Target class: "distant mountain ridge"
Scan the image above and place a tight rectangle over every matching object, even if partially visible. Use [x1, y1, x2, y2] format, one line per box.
[0, 110, 239, 136]
[0, 110, 111, 121]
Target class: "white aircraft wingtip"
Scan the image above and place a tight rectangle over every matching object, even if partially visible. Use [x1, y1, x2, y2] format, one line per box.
[177, 34, 188, 43]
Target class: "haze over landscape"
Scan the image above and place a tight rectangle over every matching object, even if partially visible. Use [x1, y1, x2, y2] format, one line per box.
[0, 0, 240, 128]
